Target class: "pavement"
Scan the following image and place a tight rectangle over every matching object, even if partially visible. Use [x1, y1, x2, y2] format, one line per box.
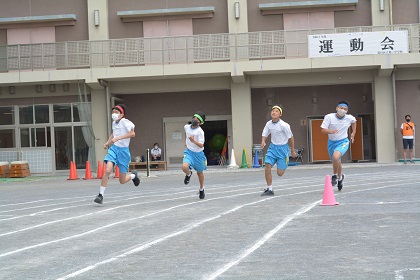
[0, 162, 419, 280]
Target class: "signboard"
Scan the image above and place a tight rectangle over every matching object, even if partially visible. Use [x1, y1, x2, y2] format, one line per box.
[308, 31, 408, 58]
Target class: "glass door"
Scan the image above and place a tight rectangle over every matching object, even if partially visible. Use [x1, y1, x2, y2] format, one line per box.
[54, 127, 72, 170]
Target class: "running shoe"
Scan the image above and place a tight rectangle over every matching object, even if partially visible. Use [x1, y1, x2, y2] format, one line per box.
[199, 189, 205, 199]
[337, 174, 345, 191]
[331, 174, 338, 187]
[261, 189, 274, 196]
[184, 171, 192, 185]
[132, 170, 140, 186]
[94, 194, 103, 204]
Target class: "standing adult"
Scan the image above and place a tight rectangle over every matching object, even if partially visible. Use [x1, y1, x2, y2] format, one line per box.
[400, 115, 415, 164]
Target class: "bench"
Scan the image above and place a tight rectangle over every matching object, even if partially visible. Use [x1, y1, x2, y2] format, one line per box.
[129, 161, 167, 171]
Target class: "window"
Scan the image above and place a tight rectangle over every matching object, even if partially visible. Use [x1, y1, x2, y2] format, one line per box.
[20, 127, 51, 147]
[54, 104, 72, 123]
[35, 105, 49, 124]
[0, 106, 15, 125]
[0, 129, 15, 148]
[19, 106, 33, 124]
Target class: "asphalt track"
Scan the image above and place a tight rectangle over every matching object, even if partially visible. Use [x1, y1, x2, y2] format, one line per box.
[0, 163, 419, 280]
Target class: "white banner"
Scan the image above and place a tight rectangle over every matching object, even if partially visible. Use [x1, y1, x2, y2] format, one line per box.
[308, 31, 409, 58]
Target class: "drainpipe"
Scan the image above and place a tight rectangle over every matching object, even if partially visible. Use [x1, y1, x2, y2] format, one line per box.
[391, 68, 398, 162]
[389, 0, 393, 25]
[99, 79, 111, 137]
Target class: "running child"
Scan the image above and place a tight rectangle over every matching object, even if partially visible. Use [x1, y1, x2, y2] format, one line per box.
[261, 105, 296, 196]
[94, 104, 140, 204]
[320, 100, 356, 191]
[183, 111, 207, 199]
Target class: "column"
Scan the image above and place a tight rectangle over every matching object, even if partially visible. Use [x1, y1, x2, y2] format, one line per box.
[231, 80, 253, 166]
[373, 74, 396, 163]
[371, 0, 391, 26]
[227, 0, 249, 34]
[91, 89, 109, 167]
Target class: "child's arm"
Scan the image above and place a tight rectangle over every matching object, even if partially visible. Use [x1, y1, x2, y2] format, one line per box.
[350, 122, 356, 143]
[188, 134, 204, 148]
[104, 133, 114, 149]
[261, 136, 267, 149]
[288, 136, 296, 158]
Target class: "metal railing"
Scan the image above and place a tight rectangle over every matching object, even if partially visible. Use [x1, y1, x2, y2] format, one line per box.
[0, 24, 419, 71]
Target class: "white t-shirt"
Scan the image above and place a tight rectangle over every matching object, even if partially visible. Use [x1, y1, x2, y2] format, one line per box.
[262, 119, 293, 145]
[321, 113, 356, 141]
[151, 147, 161, 156]
[112, 118, 135, 148]
[184, 124, 205, 152]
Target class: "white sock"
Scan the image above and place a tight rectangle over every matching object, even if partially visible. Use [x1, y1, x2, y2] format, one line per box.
[199, 187, 204, 191]
[130, 173, 135, 180]
[99, 186, 106, 195]
[187, 171, 192, 177]
[333, 173, 338, 177]
[268, 185, 273, 191]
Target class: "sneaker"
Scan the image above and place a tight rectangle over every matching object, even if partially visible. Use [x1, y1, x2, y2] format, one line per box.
[331, 175, 338, 187]
[94, 194, 103, 204]
[131, 170, 140, 187]
[261, 189, 274, 196]
[337, 174, 345, 191]
[199, 189, 205, 199]
[410, 160, 415, 164]
[184, 171, 192, 185]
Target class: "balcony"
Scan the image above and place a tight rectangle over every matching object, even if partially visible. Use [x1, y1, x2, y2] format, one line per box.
[0, 24, 419, 71]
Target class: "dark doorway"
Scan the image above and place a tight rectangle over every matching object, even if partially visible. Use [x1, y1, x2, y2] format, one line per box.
[201, 120, 228, 166]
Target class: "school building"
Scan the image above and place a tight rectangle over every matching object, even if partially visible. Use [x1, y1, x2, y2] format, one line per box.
[0, 0, 419, 173]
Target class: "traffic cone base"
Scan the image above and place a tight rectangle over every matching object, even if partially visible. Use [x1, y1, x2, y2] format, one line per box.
[83, 161, 93, 180]
[67, 161, 79, 180]
[252, 150, 261, 168]
[320, 175, 339, 206]
[240, 148, 249, 168]
[228, 149, 239, 169]
[96, 161, 103, 179]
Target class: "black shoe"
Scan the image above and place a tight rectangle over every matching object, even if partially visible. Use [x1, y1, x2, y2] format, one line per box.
[184, 171, 192, 185]
[331, 175, 338, 187]
[199, 189, 205, 199]
[132, 170, 140, 186]
[337, 174, 345, 191]
[94, 194, 103, 204]
[261, 188, 274, 196]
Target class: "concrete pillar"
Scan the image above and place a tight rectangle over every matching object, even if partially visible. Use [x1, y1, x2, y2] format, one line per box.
[373, 74, 396, 163]
[91, 89, 109, 169]
[227, 0, 248, 33]
[371, 0, 391, 26]
[87, 0, 109, 41]
[231, 80, 253, 166]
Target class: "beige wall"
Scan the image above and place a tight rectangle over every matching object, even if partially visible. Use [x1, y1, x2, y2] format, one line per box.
[119, 90, 231, 160]
[334, 0, 372, 27]
[108, 0, 228, 39]
[252, 84, 374, 163]
[247, 0, 284, 32]
[395, 80, 420, 159]
[393, 0, 420, 24]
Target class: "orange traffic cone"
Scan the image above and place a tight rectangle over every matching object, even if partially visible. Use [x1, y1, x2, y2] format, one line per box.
[67, 161, 79, 180]
[96, 161, 103, 179]
[114, 165, 120, 178]
[102, 162, 107, 179]
[83, 161, 93, 180]
[320, 175, 339, 206]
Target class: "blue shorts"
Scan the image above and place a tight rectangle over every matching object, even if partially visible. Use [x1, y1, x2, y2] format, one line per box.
[183, 149, 207, 172]
[264, 143, 290, 170]
[328, 138, 350, 160]
[104, 145, 131, 174]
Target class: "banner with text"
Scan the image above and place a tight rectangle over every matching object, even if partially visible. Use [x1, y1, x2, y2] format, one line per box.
[308, 31, 408, 58]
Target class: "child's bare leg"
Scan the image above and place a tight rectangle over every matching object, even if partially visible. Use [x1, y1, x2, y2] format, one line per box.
[265, 164, 273, 186]
[100, 161, 114, 187]
[182, 162, 191, 175]
[197, 172, 204, 188]
[118, 172, 132, 184]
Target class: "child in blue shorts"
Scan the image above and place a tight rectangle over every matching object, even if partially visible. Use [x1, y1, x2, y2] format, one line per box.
[94, 104, 140, 204]
[321, 100, 357, 191]
[183, 111, 207, 199]
[261, 105, 296, 196]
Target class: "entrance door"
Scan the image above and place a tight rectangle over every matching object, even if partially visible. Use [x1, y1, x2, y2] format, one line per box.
[164, 121, 186, 168]
[54, 127, 72, 170]
[309, 119, 330, 162]
[350, 117, 363, 161]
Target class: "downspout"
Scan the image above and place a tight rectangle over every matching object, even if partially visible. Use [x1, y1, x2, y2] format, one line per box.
[391, 68, 398, 162]
[389, 0, 393, 25]
[99, 79, 111, 137]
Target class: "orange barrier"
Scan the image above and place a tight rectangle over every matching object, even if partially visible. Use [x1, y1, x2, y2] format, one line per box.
[83, 161, 93, 180]
[67, 161, 79, 180]
[114, 165, 120, 178]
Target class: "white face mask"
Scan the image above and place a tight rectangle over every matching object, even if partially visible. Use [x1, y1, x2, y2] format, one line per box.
[111, 113, 120, 121]
[337, 109, 347, 117]
[154, 146, 158, 149]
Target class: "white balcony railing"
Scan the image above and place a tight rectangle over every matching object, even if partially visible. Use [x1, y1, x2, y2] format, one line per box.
[0, 24, 419, 71]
